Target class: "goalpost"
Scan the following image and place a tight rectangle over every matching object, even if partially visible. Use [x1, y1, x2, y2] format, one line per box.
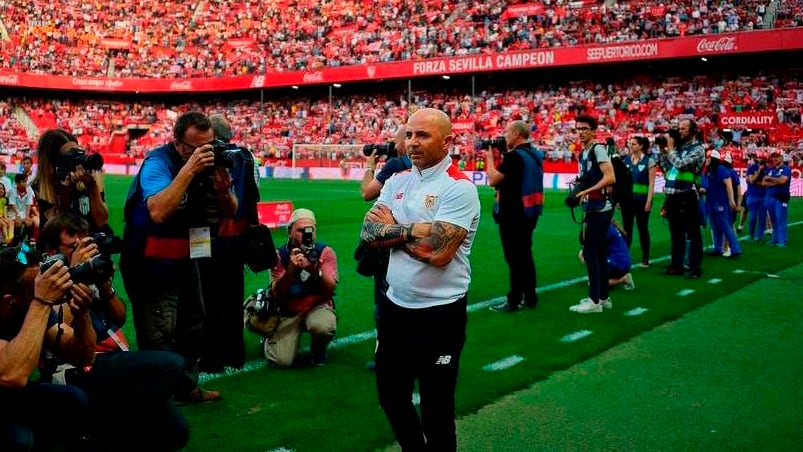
[271, 143, 369, 180]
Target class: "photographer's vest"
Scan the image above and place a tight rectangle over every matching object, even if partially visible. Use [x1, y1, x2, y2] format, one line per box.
[664, 141, 701, 194]
[123, 144, 195, 261]
[624, 153, 650, 201]
[216, 144, 259, 257]
[518, 145, 545, 218]
[580, 143, 610, 211]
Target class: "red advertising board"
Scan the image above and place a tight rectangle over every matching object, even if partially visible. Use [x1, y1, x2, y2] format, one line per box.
[257, 201, 294, 228]
[718, 112, 777, 128]
[0, 29, 801, 93]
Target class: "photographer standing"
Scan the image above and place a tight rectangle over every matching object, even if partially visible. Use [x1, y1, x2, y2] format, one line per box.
[197, 114, 260, 372]
[568, 115, 616, 314]
[120, 112, 234, 404]
[486, 120, 544, 312]
[33, 129, 109, 237]
[657, 119, 705, 279]
[359, 125, 410, 369]
[267, 208, 338, 367]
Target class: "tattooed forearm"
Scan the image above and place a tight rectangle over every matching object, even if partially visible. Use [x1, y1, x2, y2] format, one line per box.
[404, 221, 467, 267]
[361, 221, 413, 248]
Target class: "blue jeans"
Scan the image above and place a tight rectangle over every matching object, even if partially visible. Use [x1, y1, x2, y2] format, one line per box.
[583, 210, 614, 302]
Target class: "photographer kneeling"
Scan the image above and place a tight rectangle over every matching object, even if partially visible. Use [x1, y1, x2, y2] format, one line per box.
[0, 244, 90, 451]
[267, 208, 338, 367]
[40, 213, 189, 451]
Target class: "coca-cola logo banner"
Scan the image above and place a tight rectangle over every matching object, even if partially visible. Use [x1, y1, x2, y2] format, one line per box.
[0, 29, 799, 93]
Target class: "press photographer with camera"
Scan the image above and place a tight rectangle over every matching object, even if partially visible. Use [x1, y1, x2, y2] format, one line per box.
[358, 125, 409, 370]
[267, 208, 338, 367]
[120, 112, 231, 404]
[33, 129, 109, 239]
[485, 120, 544, 313]
[0, 244, 91, 451]
[566, 115, 616, 314]
[197, 114, 262, 373]
[39, 213, 189, 451]
[656, 119, 705, 279]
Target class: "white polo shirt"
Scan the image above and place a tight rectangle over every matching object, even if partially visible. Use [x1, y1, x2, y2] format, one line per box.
[376, 155, 480, 309]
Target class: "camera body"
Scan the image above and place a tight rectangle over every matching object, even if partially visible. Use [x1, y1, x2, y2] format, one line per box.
[667, 127, 682, 144]
[475, 137, 507, 152]
[40, 253, 114, 286]
[211, 139, 235, 169]
[91, 232, 123, 255]
[362, 142, 398, 158]
[564, 173, 592, 208]
[56, 147, 104, 181]
[300, 226, 318, 264]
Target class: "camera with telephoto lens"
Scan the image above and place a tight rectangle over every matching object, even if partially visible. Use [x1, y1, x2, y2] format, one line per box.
[475, 137, 507, 152]
[210, 139, 235, 169]
[40, 253, 114, 286]
[90, 232, 123, 255]
[564, 173, 591, 208]
[56, 147, 104, 181]
[300, 226, 318, 264]
[362, 142, 398, 158]
[667, 127, 682, 144]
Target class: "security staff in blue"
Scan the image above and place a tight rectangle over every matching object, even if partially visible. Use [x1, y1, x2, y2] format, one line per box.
[657, 119, 705, 279]
[745, 155, 768, 241]
[487, 120, 544, 312]
[121, 112, 236, 404]
[763, 152, 791, 247]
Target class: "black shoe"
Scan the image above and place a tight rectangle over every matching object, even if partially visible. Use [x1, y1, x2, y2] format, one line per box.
[664, 267, 684, 276]
[523, 298, 538, 309]
[489, 302, 520, 313]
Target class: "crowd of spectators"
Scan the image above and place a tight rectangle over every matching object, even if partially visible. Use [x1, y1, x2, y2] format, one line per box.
[0, 0, 794, 78]
[2, 71, 802, 168]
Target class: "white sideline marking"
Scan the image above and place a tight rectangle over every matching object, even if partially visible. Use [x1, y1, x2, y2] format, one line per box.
[560, 330, 593, 343]
[412, 392, 420, 406]
[623, 307, 649, 316]
[708, 278, 722, 284]
[733, 269, 780, 278]
[200, 220, 803, 384]
[482, 355, 525, 371]
[676, 289, 696, 297]
[267, 448, 295, 452]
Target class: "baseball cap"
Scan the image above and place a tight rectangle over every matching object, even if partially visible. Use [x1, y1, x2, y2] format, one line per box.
[288, 208, 316, 230]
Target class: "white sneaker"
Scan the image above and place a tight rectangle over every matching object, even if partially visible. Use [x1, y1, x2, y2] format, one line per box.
[624, 273, 635, 291]
[600, 298, 613, 309]
[569, 298, 603, 313]
[722, 249, 732, 257]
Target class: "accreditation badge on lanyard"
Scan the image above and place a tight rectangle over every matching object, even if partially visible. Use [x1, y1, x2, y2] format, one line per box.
[189, 227, 212, 259]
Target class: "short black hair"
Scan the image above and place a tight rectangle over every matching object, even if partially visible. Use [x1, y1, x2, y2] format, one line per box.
[14, 173, 26, 184]
[575, 115, 598, 130]
[173, 112, 212, 142]
[40, 213, 90, 252]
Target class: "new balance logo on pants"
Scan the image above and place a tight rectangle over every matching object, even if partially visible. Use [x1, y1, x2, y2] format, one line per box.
[435, 355, 452, 365]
